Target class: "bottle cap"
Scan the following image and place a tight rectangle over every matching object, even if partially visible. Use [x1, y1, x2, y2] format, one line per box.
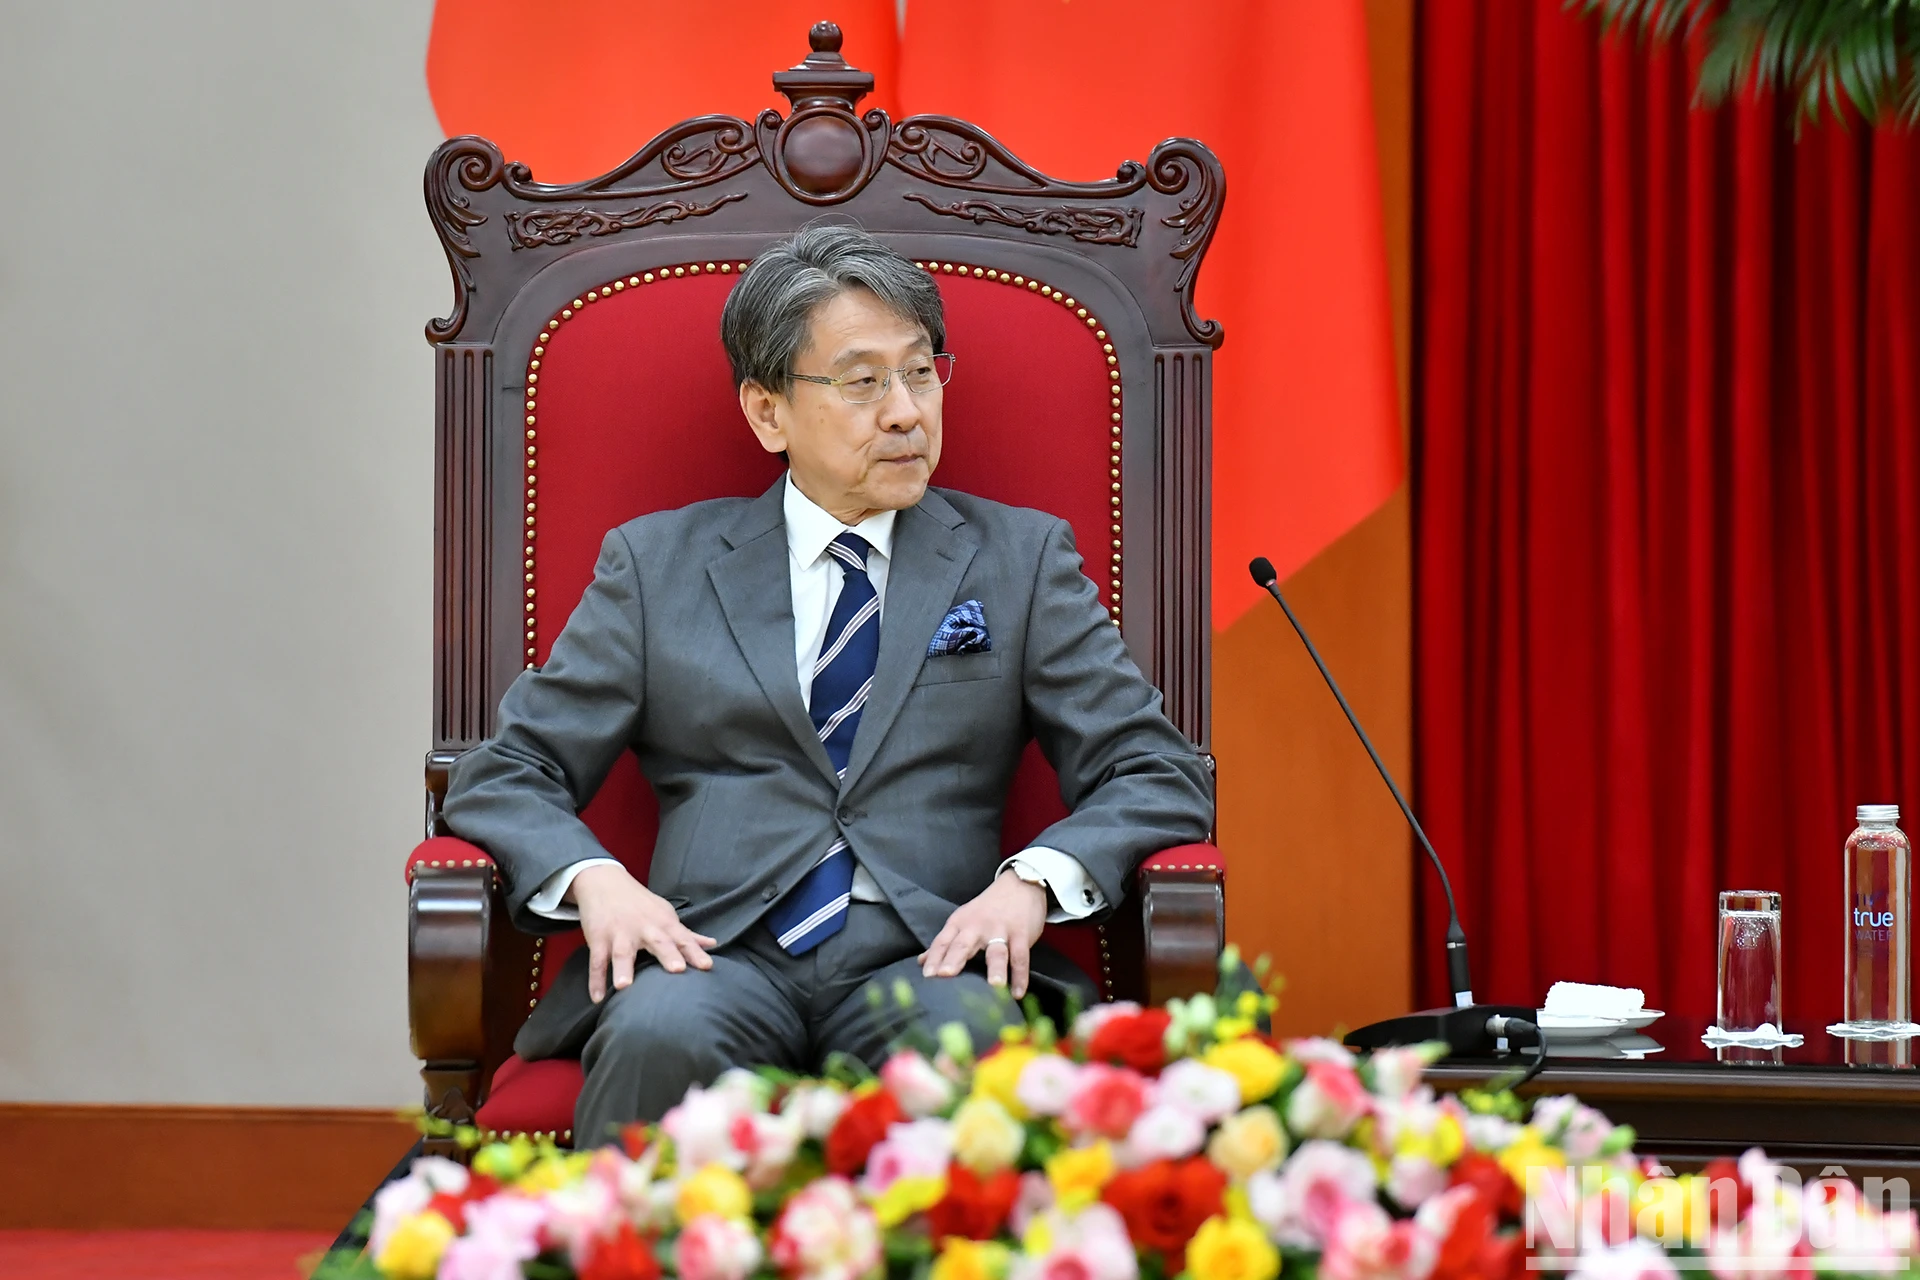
[1858, 804, 1901, 824]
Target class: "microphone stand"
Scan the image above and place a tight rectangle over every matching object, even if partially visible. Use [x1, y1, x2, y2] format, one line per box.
[1248, 558, 1545, 1073]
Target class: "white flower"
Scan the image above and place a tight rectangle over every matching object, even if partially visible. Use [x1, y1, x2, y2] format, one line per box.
[1155, 1059, 1243, 1124]
[1010, 1170, 1056, 1238]
[664, 1085, 748, 1170]
[1368, 1044, 1443, 1099]
[1016, 1053, 1082, 1117]
[712, 1067, 775, 1115]
[782, 1082, 852, 1139]
[542, 1176, 620, 1268]
[1572, 1237, 1679, 1280]
[679, 1213, 766, 1280]
[1287, 1036, 1358, 1067]
[368, 1174, 432, 1257]
[1119, 1103, 1206, 1165]
[1462, 1111, 1523, 1152]
[734, 1109, 805, 1190]
[1014, 1204, 1139, 1280]
[881, 1050, 958, 1118]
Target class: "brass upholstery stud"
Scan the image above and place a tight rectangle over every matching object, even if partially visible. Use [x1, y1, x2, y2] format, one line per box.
[942, 264, 954, 273]
[526, 415, 535, 426]
[1110, 482, 1121, 492]
[547, 320, 559, 330]
[673, 267, 685, 277]
[1065, 297, 1076, 307]
[721, 264, 732, 273]
[1110, 398, 1120, 408]
[1027, 281, 1038, 290]
[705, 262, 717, 272]
[613, 281, 625, 291]
[1107, 356, 1118, 366]
[585, 290, 597, 301]
[738, 262, 749, 271]
[628, 276, 640, 286]
[690, 264, 702, 274]
[1078, 308, 1088, 318]
[914, 261, 926, 269]
[1112, 414, 1121, 423]
[527, 373, 538, 384]
[1014, 276, 1025, 285]
[1096, 329, 1107, 340]
[972, 267, 983, 278]
[644, 273, 655, 283]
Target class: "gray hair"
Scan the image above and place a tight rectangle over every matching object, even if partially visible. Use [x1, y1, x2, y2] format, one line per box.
[720, 223, 945, 395]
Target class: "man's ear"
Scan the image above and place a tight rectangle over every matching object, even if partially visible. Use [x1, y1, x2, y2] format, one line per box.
[739, 381, 788, 456]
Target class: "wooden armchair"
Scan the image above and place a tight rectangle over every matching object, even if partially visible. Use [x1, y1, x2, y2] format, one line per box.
[408, 24, 1228, 1151]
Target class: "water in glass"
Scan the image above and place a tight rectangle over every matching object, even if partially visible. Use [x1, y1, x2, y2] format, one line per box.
[1717, 890, 1783, 1033]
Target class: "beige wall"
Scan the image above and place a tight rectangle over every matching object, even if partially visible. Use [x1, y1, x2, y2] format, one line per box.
[0, 2, 444, 1105]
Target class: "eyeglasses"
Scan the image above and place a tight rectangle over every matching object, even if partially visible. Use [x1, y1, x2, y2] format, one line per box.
[788, 353, 956, 404]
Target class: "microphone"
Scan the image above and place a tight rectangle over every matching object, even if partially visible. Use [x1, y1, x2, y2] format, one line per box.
[1248, 557, 1541, 1066]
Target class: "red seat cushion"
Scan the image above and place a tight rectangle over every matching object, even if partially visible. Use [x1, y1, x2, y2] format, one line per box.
[473, 1054, 584, 1141]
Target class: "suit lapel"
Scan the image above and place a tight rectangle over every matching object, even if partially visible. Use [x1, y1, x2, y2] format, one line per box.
[707, 480, 840, 786]
[839, 491, 977, 793]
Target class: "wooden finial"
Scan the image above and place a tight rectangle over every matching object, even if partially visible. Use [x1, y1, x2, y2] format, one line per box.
[773, 19, 874, 113]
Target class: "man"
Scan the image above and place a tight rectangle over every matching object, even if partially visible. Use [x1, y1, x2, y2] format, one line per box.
[444, 224, 1213, 1145]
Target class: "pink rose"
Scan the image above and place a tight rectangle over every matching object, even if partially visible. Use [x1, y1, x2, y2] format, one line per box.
[1247, 1140, 1379, 1249]
[1386, 1153, 1449, 1210]
[859, 1117, 955, 1195]
[1017, 1054, 1083, 1117]
[1014, 1204, 1138, 1280]
[665, 1086, 749, 1171]
[1155, 1060, 1243, 1125]
[1064, 1064, 1153, 1140]
[679, 1214, 765, 1280]
[1368, 1046, 1441, 1100]
[881, 1051, 958, 1118]
[1285, 1061, 1372, 1140]
[770, 1176, 883, 1280]
[1321, 1201, 1438, 1280]
[438, 1229, 538, 1280]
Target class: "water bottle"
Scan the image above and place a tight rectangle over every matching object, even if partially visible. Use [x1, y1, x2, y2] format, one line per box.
[1842, 803, 1911, 1030]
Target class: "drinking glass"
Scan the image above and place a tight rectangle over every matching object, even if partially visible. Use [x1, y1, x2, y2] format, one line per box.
[1717, 890, 1784, 1033]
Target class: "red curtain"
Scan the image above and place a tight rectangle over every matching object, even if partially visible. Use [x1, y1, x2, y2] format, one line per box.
[1415, 0, 1920, 1027]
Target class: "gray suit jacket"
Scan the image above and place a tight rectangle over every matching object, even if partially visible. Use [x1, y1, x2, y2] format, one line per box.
[444, 479, 1213, 953]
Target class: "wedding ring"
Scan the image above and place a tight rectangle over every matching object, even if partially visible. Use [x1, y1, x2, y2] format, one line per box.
[986, 937, 1008, 946]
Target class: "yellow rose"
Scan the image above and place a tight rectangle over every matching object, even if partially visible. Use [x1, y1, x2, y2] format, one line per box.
[1496, 1130, 1567, 1189]
[1206, 1106, 1288, 1178]
[931, 1237, 1011, 1280]
[971, 1044, 1039, 1118]
[516, 1150, 593, 1195]
[677, 1163, 753, 1224]
[1045, 1141, 1115, 1211]
[1187, 1214, 1280, 1280]
[374, 1211, 456, 1280]
[1202, 1039, 1286, 1104]
[1397, 1112, 1465, 1167]
[471, 1134, 538, 1182]
[873, 1174, 948, 1228]
[952, 1096, 1027, 1175]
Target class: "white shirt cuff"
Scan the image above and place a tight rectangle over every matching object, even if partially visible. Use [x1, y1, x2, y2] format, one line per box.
[526, 857, 621, 920]
[998, 846, 1106, 923]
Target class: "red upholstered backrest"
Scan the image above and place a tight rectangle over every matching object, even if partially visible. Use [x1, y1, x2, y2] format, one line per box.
[524, 260, 1120, 994]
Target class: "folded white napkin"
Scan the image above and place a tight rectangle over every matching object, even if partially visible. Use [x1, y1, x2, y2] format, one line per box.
[1543, 981, 1646, 1018]
[1702, 1023, 1804, 1048]
[1827, 1021, 1920, 1041]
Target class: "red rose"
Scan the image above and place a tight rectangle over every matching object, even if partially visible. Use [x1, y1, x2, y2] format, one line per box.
[1449, 1152, 1521, 1220]
[1086, 1009, 1172, 1075]
[424, 1192, 469, 1233]
[824, 1088, 905, 1176]
[928, 1164, 1021, 1240]
[1101, 1157, 1227, 1269]
[581, 1221, 662, 1280]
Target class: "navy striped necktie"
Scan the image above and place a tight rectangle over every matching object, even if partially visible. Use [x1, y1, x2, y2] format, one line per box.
[767, 532, 879, 954]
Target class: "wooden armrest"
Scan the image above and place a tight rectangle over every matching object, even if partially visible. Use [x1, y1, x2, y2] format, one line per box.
[407, 837, 536, 1156]
[1135, 842, 1225, 1006]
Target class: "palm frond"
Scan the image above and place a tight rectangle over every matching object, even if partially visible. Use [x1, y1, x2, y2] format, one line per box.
[1571, 0, 1920, 128]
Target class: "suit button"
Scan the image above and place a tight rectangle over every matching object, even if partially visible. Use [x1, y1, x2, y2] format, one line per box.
[837, 807, 855, 824]
[762, 885, 778, 902]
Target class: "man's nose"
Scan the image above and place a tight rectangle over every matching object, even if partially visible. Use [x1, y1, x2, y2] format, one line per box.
[876, 371, 921, 430]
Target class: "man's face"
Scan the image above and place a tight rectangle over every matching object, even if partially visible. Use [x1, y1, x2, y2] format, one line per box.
[739, 286, 943, 524]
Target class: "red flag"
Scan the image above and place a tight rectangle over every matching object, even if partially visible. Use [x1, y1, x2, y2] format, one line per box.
[426, 0, 901, 182]
[899, 0, 1400, 625]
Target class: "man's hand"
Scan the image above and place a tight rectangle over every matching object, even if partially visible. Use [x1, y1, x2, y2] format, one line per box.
[919, 869, 1048, 998]
[568, 863, 718, 1002]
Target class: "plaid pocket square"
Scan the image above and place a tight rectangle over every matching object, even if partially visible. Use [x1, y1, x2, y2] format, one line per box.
[927, 599, 992, 657]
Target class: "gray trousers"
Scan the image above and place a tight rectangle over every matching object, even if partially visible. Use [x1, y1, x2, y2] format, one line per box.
[568, 902, 1028, 1147]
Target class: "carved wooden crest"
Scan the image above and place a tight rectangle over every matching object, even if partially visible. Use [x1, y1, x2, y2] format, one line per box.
[425, 21, 1225, 349]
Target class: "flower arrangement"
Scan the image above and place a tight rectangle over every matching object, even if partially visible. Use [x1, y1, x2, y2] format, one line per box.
[325, 964, 1919, 1280]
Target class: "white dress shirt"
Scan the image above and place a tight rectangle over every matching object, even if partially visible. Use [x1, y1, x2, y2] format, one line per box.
[527, 475, 1108, 924]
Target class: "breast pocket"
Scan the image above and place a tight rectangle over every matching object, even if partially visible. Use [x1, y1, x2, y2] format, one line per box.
[915, 650, 1004, 685]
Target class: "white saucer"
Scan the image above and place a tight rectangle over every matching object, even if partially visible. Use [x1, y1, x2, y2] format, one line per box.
[1535, 1010, 1633, 1039]
[1619, 1009, 1664, 1031]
